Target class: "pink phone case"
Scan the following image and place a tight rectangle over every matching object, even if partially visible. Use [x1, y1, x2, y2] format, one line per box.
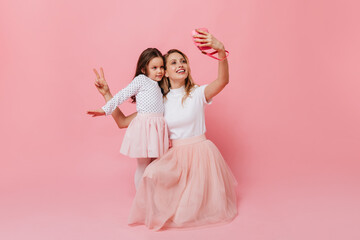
[191, 28, 229, 61]
[192, 28, 212, 50]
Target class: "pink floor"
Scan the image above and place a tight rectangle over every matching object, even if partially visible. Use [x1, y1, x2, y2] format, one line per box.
[1, 140, 359, 240]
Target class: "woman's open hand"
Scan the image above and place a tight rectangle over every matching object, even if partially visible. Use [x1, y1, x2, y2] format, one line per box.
[193, 29, 225, 52]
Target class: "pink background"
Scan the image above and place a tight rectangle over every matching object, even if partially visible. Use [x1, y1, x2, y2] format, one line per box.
[1, 0, 360, 239]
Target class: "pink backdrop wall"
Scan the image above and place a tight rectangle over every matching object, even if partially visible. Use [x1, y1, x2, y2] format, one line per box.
[1, 0, 359, 239]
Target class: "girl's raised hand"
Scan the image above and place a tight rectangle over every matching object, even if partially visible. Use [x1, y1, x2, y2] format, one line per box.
[93, 67, 110, 96]
[87, 108, 106, 117]
[193, 29, 225, 52]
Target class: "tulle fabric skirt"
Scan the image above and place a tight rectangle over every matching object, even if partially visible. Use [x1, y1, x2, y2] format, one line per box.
[120, 113, 169, 158]
[128, 134, 238, 231]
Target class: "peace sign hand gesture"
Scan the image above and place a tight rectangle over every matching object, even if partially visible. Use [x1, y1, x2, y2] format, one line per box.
[93, 67, 110, 97]
[86, 67, 108, 117]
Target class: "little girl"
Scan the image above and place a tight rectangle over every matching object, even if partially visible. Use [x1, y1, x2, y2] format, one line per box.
[87, 48, 169, 189]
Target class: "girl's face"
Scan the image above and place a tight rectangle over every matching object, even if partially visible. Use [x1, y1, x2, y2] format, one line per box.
[165, 52, 189, 83]
[144, 57, 164, 82]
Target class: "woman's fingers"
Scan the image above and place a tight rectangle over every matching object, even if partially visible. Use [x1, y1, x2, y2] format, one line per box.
[193, 34, 207, 39]
[198, 43, 212, 47]
[193, 29, 224, 52]
[196, 29, 208, 35]
[194, 38, 208, 43]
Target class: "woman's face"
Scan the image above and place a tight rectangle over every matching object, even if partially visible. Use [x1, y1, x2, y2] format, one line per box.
[165, 52, 189, 83]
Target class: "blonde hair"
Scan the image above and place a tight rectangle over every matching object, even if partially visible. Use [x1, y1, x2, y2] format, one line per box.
[160, 49, 196, 103]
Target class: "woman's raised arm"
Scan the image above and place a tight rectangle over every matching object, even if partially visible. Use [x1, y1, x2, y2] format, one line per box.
[193, 30, 229, 102]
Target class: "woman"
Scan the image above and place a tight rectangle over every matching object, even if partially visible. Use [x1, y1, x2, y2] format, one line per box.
[93, 30, 237, 230]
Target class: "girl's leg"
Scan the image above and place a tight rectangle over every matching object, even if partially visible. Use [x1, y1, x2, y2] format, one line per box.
[135, 158, 152, 189]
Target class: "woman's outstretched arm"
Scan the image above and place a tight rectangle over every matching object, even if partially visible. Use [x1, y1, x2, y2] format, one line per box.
[193, 29, 229, 102]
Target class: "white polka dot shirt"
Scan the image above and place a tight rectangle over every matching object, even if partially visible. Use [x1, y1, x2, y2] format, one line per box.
[102, 74, 164, 115]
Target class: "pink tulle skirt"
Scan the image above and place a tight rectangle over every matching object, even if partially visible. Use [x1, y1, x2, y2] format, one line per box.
[128, 134, 238, 231]
[120, 113, 169, 158]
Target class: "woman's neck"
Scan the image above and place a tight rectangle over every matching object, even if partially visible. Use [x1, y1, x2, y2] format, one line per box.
[169, 79, 185, 89]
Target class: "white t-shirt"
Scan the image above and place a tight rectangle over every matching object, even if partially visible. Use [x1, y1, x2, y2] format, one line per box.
[102, 74, 164, 115]
[164, 85, 211, 140]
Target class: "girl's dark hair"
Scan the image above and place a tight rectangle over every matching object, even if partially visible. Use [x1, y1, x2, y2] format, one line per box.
[131, 48, 163, 103]
[160, 49, 196, 103]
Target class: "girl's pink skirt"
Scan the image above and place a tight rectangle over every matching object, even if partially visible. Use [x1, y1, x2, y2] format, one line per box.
[120, 113, 169, 158]
[128, 134, 238, 231]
